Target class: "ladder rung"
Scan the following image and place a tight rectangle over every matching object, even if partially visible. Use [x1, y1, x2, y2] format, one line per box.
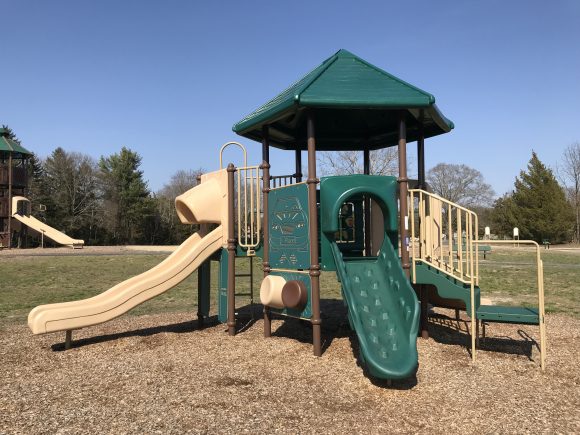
[235, 293, 252, 297]
[235, 274, 253, 277]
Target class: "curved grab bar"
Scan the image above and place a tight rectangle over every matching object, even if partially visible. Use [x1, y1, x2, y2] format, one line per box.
[219, 141, 247, 169]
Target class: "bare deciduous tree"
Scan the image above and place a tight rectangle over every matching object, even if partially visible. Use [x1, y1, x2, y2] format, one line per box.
[43, 148, 100, 235]
[560, 142, 580, 242]
[318, 148, 400, 176]
[427, 163, 495, 207]
[156, 168, 204, 243]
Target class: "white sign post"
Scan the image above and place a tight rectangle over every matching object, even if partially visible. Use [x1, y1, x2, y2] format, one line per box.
[513, 227, 519, 247]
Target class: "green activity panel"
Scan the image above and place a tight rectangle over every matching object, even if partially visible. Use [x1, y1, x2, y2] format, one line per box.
[268, 184, 310, 270]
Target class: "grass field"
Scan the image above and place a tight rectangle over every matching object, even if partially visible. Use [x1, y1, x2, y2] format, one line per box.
[1, 245, 578, 326]
[478, 247, 580, 317]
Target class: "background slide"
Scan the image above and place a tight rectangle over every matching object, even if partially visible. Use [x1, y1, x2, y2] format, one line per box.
[331, 237, 420, 379]
[12, 213, 84, 248]
[28, 225, 222, 334]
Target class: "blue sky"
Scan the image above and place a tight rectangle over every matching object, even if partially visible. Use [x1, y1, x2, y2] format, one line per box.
[1, 0, 578, 196]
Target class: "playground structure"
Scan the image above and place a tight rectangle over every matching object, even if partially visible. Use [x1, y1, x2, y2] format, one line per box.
[0, 128, 31, 248]
[0, 128, 84, 249]
[28, 50, 546, 380]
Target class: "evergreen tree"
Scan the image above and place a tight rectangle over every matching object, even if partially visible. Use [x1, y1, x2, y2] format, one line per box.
[27, 153, 53, 217]
[1, 125, 21, 144]
[99, 147, 155, 244]
[501, 152, 574, 243]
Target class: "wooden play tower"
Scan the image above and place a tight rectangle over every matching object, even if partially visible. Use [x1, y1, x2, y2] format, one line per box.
[0, 128, 32, 248]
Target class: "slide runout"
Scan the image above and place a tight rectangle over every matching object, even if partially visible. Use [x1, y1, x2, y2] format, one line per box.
[331, 237, 420, 380]
[28, 225, 223, 334]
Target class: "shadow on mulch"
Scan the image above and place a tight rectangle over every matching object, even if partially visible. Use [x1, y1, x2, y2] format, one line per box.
[427, 311, 537, 361]
[51, 316, 221, 352]
[271, 299, 418, 389]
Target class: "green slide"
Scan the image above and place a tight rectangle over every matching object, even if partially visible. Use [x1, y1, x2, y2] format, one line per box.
[330, 237, 420, 380]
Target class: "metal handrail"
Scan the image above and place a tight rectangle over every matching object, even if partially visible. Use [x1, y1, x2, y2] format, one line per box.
[219, 141, 247, 169]
[473, 239, 547, 370]
[409, 189, 479, 286]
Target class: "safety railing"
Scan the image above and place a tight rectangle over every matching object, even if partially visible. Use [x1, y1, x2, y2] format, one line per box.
[474, 239, 547, 370]
[237, 165, 262, 255]
[219, 141, 262, 255]
[270, 174, 298, 189]
[409, 189, 479, 285]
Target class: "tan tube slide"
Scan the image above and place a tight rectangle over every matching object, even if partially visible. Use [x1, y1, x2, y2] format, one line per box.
[28, 169, 229, 335]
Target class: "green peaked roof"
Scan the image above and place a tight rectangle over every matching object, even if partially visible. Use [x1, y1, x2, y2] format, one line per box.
[0, 128, 32, 156]
[233, 49, 454, 150]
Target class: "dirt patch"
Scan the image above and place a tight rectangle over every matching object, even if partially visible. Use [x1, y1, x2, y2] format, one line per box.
[0, 245, 176, 258]
[0, 309, 578, 434]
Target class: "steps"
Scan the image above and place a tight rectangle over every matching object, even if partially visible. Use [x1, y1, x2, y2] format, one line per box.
[414, 261, 540, 325]
[413, 261, 481, 314]
[476, 305, 539, 325]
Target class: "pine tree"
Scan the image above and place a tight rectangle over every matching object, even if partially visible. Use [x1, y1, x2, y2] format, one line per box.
[508, 152, 574, 243]
[99, 147, 154, 244]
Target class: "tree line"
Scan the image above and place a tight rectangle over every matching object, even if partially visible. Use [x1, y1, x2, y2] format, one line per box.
[5, 125, 202, 246]
[5, 126, 579, 246]
[319, 145, 580, 244]
[26, 146, 203, 246]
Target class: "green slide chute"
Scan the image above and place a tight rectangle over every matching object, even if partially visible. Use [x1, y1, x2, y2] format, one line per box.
[330, 237, 420, 379]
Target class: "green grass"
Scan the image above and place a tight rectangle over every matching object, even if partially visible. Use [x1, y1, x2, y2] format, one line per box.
[1, 246, 578, 328]
[0, 252, 344, 326]
[478, 247, 580, 318]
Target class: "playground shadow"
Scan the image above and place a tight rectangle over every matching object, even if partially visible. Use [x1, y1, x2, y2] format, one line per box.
[271, 299, 418, 389]
[271, 298, 350, 354]
[427, 311, 537, 361]
[50, 316, 221, 352]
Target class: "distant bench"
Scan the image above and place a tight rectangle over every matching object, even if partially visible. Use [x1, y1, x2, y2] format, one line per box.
[451, 244, 492, 259]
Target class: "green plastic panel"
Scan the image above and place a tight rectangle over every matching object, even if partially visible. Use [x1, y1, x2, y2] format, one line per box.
[268, 184, 310, 270]
[218, 248, 228, 324]
[198, 259, 211, 318]
[319, 175, 398, 271]
[269, 271, 312, 319]
[331, 238, 420, 380]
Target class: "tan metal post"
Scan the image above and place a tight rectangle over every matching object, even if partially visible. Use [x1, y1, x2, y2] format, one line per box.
[227, 163, 236, 336]
[261, 127, 272, 337]
[398, 112, 410, 277]
[307, 113, 322, 357]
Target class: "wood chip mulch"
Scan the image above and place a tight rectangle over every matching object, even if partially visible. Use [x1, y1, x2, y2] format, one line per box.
[1, 306, 578, 434]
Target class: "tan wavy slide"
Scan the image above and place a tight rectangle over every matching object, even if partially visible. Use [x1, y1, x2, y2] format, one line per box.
[28, 168, 229, 335]
[12, 212, 85, 248]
